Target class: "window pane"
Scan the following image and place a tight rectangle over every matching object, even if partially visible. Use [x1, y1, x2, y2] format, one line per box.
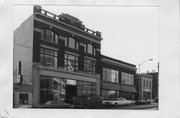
[46, 30, 53, 42]
[87, 44, 93, 54]
[69, 37, 75, 49]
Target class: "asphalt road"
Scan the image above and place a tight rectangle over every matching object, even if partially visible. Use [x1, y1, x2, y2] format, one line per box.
[101, 102, 158, 110]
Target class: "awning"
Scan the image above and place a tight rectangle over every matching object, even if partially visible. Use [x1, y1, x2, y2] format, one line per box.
[102, 82, 137, 93]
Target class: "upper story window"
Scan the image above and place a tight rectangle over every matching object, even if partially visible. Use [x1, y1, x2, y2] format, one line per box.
[103, 68, 119, 83]
[84, 58, 96, 75]
[87, 44, 93, 54]
[41, 29, 58, 44]
[67, 37, 79, 50]
[121, 72, 134, 85]
[64, 53, 79, 72]
[143, 80, 146, 87]
[149, 81, 151, 88]
[59, 35, 67, 46]
[40, 47, 58, 68]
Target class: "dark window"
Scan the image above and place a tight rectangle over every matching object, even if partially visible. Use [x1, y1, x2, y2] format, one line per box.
[82, 43, 87, 52]
[40, 47, 58, 68]
[41, 29, 58, 44]
[59, 36, 67, 46]
[143, 80, 146, 87]
[19, 94, 28, 104]
[40, 76, 66, 104]
[84, 58, 96, 75]
[64, 53, 78, 72]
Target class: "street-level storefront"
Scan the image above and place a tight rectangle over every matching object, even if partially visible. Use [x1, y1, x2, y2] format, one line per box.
[40, 75, 96, 104]
[100, 55, 137, 100]
[32, 66, 100, 107]
[101, 82, 137, 100]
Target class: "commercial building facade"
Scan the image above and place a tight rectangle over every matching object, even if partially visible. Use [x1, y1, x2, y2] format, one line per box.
[13, 5, 137, 108]
[135, 74, 153, 100]
[147, 72, 158, 99]
[100, 55, 137, 100]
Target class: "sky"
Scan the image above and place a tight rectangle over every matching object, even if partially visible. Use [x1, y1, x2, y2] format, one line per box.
[14, 5, 159, 73]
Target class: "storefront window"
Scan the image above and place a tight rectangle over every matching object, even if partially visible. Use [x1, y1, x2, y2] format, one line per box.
[40, 76, 66, 104]
[84, 58, 96, 75]
[41, 29, 58, 44]
[64, 53, 78, 72]
[121, 72, 134, 85]
[103, 68, 119, 83]
[40, 47, 58, 68]
[19, 94, 28, 104]
[77, 81, 96, 97]
[102, 90, 119, 99]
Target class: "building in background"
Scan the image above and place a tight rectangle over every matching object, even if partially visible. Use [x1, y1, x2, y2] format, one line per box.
[147, 72, 158, 99]
[135, 74, 153, 100]
[13, 5, 137, 108]
[100, 55, 137, 100]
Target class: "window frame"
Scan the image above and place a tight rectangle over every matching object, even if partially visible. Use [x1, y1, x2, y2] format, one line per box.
[40, 47, 58, 68]
[64, 53, 79, 72]
[84, 58, 96, 75]
[41, 29, 59, 44]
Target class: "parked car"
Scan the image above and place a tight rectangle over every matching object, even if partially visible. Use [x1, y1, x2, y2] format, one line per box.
[73, 95, 102, 109]
[135, 99, 151, 105]
[39, 100, 72, 108]
[103, 98, 132, 107]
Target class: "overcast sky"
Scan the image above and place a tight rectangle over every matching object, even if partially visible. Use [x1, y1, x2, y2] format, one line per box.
[14, 5, 159, 73]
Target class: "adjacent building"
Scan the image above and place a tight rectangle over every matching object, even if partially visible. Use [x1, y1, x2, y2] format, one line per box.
[13, 5, 137, 108]
[100, 55, 137, 100]
[135, 74, 153, 100]
[147, 72, 158, 99]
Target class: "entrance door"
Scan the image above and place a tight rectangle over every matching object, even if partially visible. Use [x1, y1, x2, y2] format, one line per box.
[66, 85, 77, 103]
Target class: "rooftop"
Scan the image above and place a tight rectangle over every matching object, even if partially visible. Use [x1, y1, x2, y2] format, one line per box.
[33, 5, 101, 38]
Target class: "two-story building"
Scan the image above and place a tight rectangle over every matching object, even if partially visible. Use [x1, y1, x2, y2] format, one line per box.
[100, 55, 137, 100]
[135, 74, 153, 100]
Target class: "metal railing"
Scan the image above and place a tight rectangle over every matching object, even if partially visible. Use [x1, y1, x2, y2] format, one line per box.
[35, 8, 101, 38]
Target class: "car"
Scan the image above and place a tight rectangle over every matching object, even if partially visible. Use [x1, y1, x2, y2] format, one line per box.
[102, 98, 132, 107]
[73, 95, 102, 109]
[135, 99, 151, 105]
[39, 100, 72, 108]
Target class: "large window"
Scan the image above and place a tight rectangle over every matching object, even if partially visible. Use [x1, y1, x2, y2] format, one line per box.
[121, 72, 134, 85]
[40, 47, 58, 68]
[84, 58, 96, 75]
[41, 29, 58, 44]
[102, 90, 119, 99]
[68, 37, 79, 50]
[40, 76, 66, 104]
[77, 81, 96, 97]
[64, 53, 79, 72]
[103, 68, 119, 83]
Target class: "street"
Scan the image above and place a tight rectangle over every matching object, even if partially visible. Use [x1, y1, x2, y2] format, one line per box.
[100, 102, 158, 110]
